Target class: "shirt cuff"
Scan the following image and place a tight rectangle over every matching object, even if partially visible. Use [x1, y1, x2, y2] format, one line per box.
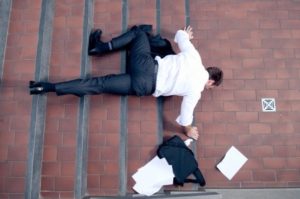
[176, 115, 193, 127]
[174, 30, 189, 43]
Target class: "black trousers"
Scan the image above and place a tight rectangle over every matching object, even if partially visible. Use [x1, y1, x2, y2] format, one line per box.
[55, 28, 157, 97]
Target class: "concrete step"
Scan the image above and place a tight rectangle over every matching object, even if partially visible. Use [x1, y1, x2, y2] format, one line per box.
[207, 188, 300, 199]
[84, 191, 221, 199]
[39, 0, 89, 198]
[87, 0, 125, 196]
[0, 0, 11, 80]
[125, 0, 162, 194]
[0, 0, 44, 198]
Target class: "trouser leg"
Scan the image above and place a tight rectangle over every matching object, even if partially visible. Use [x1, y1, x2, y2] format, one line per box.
[89, 28, 136, 55]
[89, 26, 147, 56]
[54, 74, 133, 97]
[127, 29, 156, 96]
[110, 27, 140, 50]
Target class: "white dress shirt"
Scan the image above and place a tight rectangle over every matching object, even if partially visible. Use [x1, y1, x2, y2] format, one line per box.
[153, 30, 209, 126]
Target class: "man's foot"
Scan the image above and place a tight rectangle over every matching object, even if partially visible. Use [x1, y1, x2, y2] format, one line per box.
[29, 81, 45, 95]
[88, 39, 110, 56]
[88, 29, 102, 52]
[29, 81, 54, 95]
[88, 47, 100, 56]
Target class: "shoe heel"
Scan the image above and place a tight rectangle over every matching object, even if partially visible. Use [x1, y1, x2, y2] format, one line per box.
[88, 48, 100, 56]
[29, 81, 35, 88]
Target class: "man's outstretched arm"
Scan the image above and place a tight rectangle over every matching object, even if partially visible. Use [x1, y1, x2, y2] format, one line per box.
[176, 94, 201, 140]
[174, 25, 195, 52]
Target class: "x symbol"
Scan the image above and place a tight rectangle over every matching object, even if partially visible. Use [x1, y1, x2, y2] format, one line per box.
[262, 98, 276, 112]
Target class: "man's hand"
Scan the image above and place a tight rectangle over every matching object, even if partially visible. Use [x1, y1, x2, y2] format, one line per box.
[183, 26, 194, 40]
[184, 125, 199, 140]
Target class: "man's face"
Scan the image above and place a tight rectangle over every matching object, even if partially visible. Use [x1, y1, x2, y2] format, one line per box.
[205, 80, 215, 90]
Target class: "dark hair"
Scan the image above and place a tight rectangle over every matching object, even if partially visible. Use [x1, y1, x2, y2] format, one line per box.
[207, 66, 223, 86]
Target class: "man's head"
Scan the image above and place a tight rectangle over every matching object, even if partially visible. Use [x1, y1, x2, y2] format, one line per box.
[205, 66, 223, 89]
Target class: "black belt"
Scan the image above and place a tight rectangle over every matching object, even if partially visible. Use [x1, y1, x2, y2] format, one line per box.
[151, 60, 158, 94]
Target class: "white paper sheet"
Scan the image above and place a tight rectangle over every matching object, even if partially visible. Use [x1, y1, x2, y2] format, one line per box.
[133, 182, 162, 196]
[132, 157, 173, 184]
[217, 146, 248, 180]
[132, 156, 174, 196]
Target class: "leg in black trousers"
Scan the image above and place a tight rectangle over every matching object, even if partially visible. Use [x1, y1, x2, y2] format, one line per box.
[29, 26, 156, 97]
[55, 74, 133, 97]
[127, 28, 156, 96]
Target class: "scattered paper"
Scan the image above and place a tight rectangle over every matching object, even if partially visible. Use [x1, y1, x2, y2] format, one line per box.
[132, 139, 193, 196]
[133, 182, 162, 196]
[132, 156, 174, 196]
[217, 146, 248, 180]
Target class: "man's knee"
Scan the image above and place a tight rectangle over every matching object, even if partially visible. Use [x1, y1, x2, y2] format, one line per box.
[130, 24, 152, 33]
[130, 25, 147, 37]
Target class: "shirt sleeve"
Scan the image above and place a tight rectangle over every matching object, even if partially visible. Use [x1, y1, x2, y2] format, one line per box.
[176, 93, 200, 126]
[174, 30, 196, 53]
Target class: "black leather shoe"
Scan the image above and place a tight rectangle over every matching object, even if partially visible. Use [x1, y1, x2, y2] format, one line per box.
[93, 29, 102, 43]
[88, 39, 109, 56]
[29, 81, 45, 95]
[29, 81, 55, 95]
[30, 86, 45, 95]
[88, 29, 102, 52]
[88, 47, 99, 56]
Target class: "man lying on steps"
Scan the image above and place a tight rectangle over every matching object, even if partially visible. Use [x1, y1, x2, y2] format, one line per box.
[29, 24, 223, 140]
